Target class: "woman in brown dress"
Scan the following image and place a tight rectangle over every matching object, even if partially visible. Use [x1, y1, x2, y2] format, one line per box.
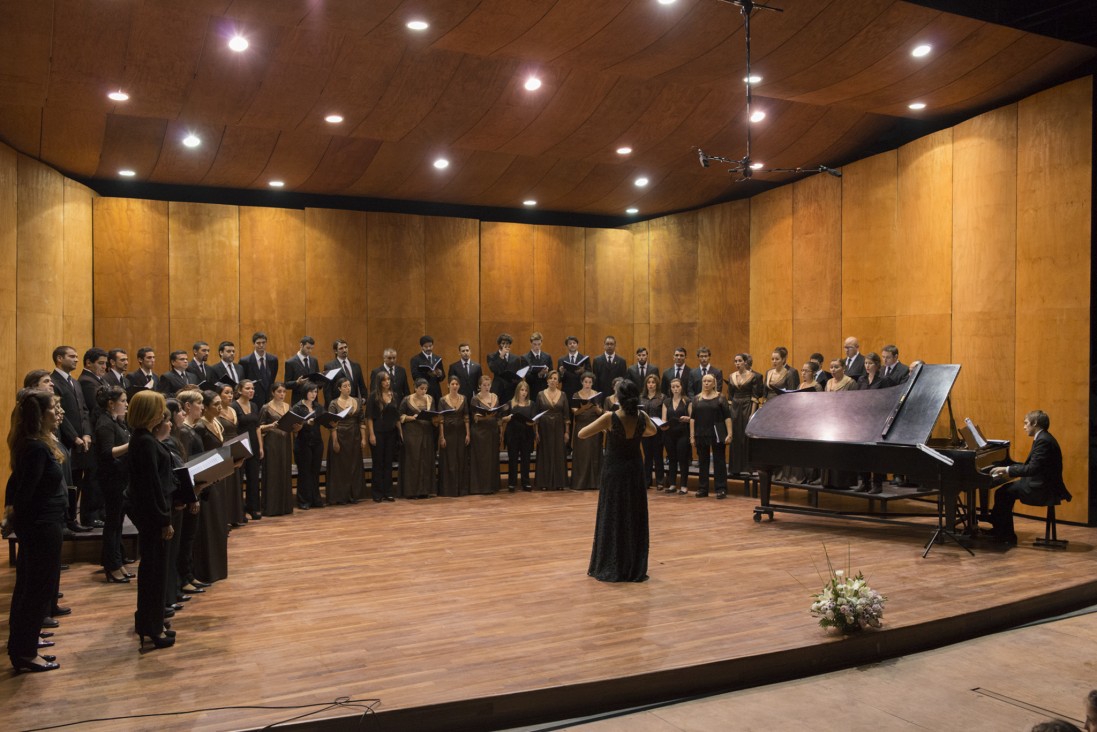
[570, 372, 603, 490]
[217, 382, 246, 526]
[469, 375, 502, 494]
[535, 370, 569, 490]
[257, 382, 296, 516]
[727, 353, 764, 478]
[398, 378, 437, 498]
[192, 390, 229, 583]
[326, 376, 367, 504]
[437, 374, 470, 497]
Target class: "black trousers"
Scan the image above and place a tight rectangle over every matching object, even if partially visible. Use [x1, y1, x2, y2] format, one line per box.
[294, 439, 323, 506]
[990, 481, 1029, 539]
[164, 508, 183, 607]
[506, 429, 533, 488]
[372, 431, 398, 499]
[176, 507, 198, 586]
[241, 455, 261, 514]
[665, 428, 691, 487]
[695, 437, 728, 493]
[99, 476, 127, 571]
[134, 525, 168, 635]
[7, 521, 63, 659]
[642, 434, 665, 487]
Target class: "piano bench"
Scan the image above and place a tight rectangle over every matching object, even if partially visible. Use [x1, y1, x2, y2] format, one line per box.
[1032, 503, 1069, 550]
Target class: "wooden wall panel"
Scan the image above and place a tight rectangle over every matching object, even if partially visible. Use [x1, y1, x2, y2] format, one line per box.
[749, 186, 793, 364]
[169, 203, 240, 362]
[16, 156, 64, 379]
[584, 227, 634, 359]
[303, 208, 368, 365]
[647, 214, 697, 366]
[92, 198, 170, 361]
[952, 105, 1017, 442]
[699, 201, 749, 369]
[480, 222, 534, 361]
[425, 215, 480, 365]
[238, 207, 306, 362]
[1015, 77, 1091, 522]
[0, 144, 17, 480]
[366, 212, 423, 371]
[841, 150, 897, 346]
[533, 225, 585, 362]
[792, 173, 842, 368]
[62, 179, 94, 349]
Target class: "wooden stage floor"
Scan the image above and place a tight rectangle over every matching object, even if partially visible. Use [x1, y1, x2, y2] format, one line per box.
[1, 487, 1095, 731]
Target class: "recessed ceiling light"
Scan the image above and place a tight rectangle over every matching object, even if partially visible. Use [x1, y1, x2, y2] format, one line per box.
[269, 180, 285, 188]
[750, 111, 766, 123]
[657, 0, 677, 5]
[626, 207, 639, 214]
[743, 75, 762, 84]
[524, 77, 542, 91]
[108, 90, 129, 102]
[324, 114, 344, 124]
[228, 35, 249, 52]
[523, 200, 537, 206]
[182, 133, 201, 148]
[433, 158, 449, 170]
[908, 102, 927, 110]
[911, 44, 931, 58]
[406, 20, 429, 31]
[118, 169, 136, 177]
[634, 177, 649, 187]
[616, 146, 632, 155]
[750, 162, 764, 170]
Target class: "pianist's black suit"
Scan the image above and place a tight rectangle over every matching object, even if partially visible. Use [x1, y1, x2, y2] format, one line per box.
[991, 430, 1071, 541]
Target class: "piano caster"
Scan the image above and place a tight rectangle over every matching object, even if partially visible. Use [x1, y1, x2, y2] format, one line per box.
[753, 508, 773, 523]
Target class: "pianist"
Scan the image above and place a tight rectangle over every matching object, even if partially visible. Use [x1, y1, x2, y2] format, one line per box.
[987, 410, 1071, 545]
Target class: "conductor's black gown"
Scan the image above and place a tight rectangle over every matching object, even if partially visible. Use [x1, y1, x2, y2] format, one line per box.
[588, 412, 649, 583]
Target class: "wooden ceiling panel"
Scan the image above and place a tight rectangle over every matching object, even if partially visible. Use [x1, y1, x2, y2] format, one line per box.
[434, 0, 552, 57]
[93, 115, 168, 180]
[296, 0, 404, 36]
[200, 125, 280, 188]
[39, 107, 107, 177]
[309, 35, 408, 137]
[758, 106, 883, 169]
[495, 71, 623, 156]
[48, 0, 134, 107]
[121, 4, 211, 119]
[637, 88, 746, 168]
[298, 136, 383, 194]
[341, 140, 435, 198]
[547, 162, 638, 213]
[355, 49, 468, 142]
[521, 158, 599, 208]
[417, 150, 517, 201]
[542, 77, 662, 160]
[494, 0, 633, 64]
[149, 122, 224, 185]
[0, 106, 43, 158]
[601, 84, 708, 164]
[254, 130, 333, 189]
[451, 72, 558, 151]
[474, 154, 562, 207]
[0, 0, 53, 104]
[223, 0, 314, 27]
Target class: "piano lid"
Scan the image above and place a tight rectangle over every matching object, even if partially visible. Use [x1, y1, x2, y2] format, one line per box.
[746, 364, 961, 446]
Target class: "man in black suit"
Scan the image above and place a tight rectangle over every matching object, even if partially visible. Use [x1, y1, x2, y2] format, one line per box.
[284, 335, 319, 402]
[129, 346, 159, 393]
[370, 348, 411, 402]
[627, 346, 659, 390]
[323, 338, 366, 402]
[842, 337, 866, 380]
[880, 344, 909, 385]
[592, 335, 628, 395]
[488, 333, 523, 403]
[810, 352, 831, 388]
[160, 350, 197, 395]
[77, 347, 109, 526]
[240, 331, 279, 406]
[409, 335, 445, 402]
[186, 340, 212, 385]
[988, 410, 1071, 545]
[209, 340, 243, 388]
[523, 331, 553, 401]
[662, 347, 691, 396]
[51, 346, 93, 531]
[104, 348, 130, 391]
[557, 335, 588, 399]
[688, 346, 723, 397]
[447, 342, 482, 401]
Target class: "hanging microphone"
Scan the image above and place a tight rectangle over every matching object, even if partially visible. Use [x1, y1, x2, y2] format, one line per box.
[697, 149, 710, 168]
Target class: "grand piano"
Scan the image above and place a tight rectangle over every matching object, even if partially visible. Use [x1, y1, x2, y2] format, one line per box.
[746, 364, 1011, 533]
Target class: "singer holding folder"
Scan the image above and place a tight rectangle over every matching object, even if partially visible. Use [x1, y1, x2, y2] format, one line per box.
[398, 379, 437, 498]
[689, 374, 732, 499]
[193, 390, 230, 583]
[469, 375, 502, 494]
[535, 371, 570, 490]
[292, 383, 324, 509]
[570, 373, 603, 491]
[257, 383, 296, 516]
[502, 380, 536, 492]
[325, 376, 366, 504]
[437, 375, 470, 497]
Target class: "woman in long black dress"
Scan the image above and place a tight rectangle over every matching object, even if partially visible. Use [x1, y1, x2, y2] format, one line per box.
[661, 378, 692, 495]
[193, 390, 229, 583]
[257, 382, 295, 516]
[292, 383, 324, 509]
[581, 379, 656, 583]
[535, 371, 569, 490]
[727, 353, 763, 479]
[690, 373, 732, 499]
[326, 376, 366, 504]
[125, 390, 176, 649]
[502, 380, 535, 492]
[437, 375, 469, 497]
[5, 390, 66, 672]
[398, 378, 437, 498]
[764, 346, 799, 399]
[367, 372, 400, 503]
[639, 374, 665, 490]
[174, 391, 206, 594]
[94, 385, 131, 584]
[232, 379, 262, 520]
[217, 383, 246, 525]
[570, 372, 603, 490]
[469, 375, 502, 494]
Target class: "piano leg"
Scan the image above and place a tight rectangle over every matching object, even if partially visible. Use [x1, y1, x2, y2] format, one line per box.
[753, 469, 775, 522]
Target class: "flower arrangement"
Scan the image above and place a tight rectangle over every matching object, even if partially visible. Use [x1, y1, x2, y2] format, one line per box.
[809, 546, 886, 634]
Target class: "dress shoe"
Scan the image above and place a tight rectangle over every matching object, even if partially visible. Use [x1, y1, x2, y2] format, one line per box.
[176, 595, 192, 603]
[37, 639, 55, 649]
[695, 489, 709, 498]
[40, 617, 59, 629]
[105, 570, 130, 584]
[310, 501, 325, 508]
[383, 496, 395, 502]
[90, 519, 105, 529]
[66, 520, 91, 533]
[122, 568, 136, 578]
[40, 654, 56, 662]
[716, 490, 727, 500]
[39, 632, 54, 639]
[138, 633, 175, 650]
[189, 579, 211, 588]
[56, 592, 63, 599]
[297, 502, 310, 510]
[167, 603, 183, 611]
[11, 656, 59, 673]
[122, 557, 136, 565]
[868, 483, 883, 495]
[163, 608, 175, 618]
[523, 485, 533, 492]
[180, 584, 205, 594]
[248, 511, 262, 520]
[853, 482, 872, 493]
[51, 606, 71, 617]
[373, 497, 383, 503]
[60, 564, 69, 571]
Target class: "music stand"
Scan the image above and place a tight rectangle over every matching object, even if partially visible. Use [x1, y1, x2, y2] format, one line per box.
[918, 443, 973, 558]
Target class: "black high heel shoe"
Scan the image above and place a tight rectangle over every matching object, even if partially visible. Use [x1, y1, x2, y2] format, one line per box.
[138, 633, 176, 649]
[105, 570, 130, 583]
[11, 656, 59, 673]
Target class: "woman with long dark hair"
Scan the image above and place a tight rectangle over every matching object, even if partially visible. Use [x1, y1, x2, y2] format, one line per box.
[292, 382, 324, 509]
[367, 372, 400, 503]
[257, 382, 295, 515]
[661, 377, 692, 495]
